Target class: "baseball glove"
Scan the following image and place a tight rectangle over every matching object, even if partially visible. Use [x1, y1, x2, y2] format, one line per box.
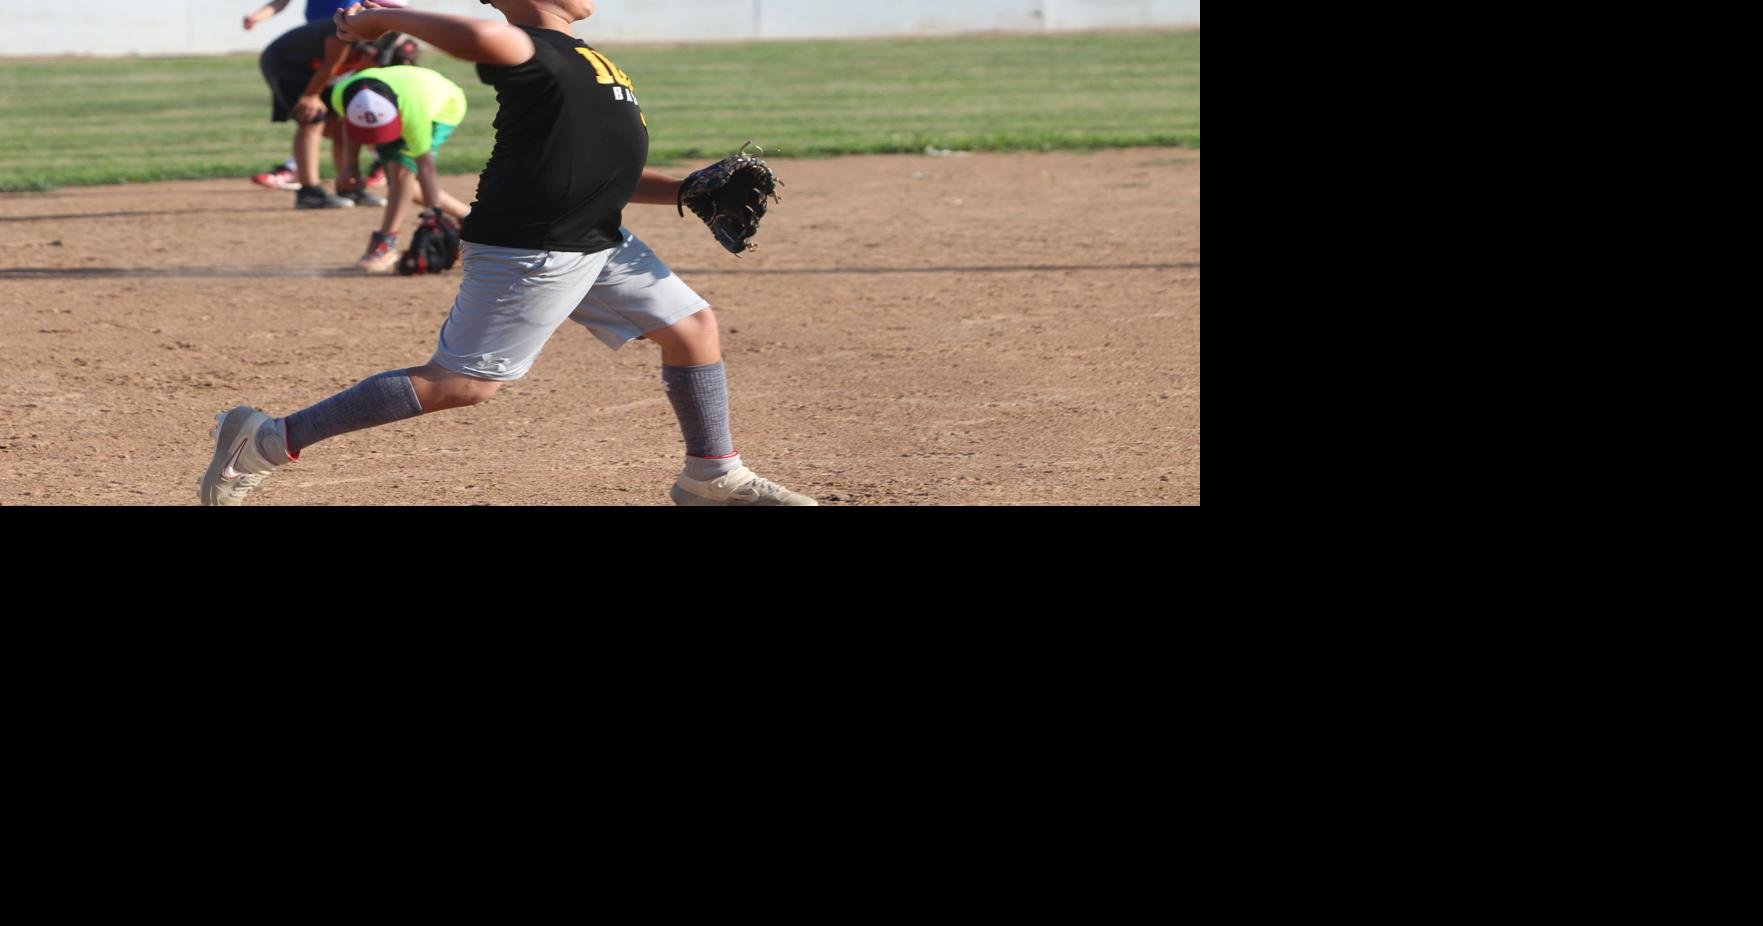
[677, 142, 782, 255]
[362, 31, 420, 68]
[397, 208, 461, 276]
[336, 32, 418, 77]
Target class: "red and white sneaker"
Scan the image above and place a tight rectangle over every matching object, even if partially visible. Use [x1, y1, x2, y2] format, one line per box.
[251, 165, 300, 191]
[364, 160, 387, 188]
[357, 231, 399, 273]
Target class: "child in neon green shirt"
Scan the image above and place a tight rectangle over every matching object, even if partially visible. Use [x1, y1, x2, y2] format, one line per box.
[332, 65, 472, 271]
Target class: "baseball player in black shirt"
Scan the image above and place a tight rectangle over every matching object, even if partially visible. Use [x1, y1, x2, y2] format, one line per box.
[201, 0, 817, 506]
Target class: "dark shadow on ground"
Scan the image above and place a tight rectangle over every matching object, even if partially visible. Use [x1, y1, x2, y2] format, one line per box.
[0, 262, 1198, 280]
[0, 206, 295, 223]
[0, 265, 373, 278]
[671, 262, 1199, 276]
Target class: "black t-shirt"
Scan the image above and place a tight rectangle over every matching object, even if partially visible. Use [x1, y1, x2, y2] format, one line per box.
[461, 27, 649, 252]
[262, 20, 330, 73]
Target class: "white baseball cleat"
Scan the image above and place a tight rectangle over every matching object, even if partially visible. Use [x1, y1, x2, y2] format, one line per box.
[669, 466, 818, 506]
[199, 406, 291, 506]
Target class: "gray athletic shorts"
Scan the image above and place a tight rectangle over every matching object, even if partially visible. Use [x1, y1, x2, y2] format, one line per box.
[431, 228, 709, 381]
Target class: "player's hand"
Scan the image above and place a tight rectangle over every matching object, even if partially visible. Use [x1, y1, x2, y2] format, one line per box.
[243, 2, 276, 30]
[335, 3, 390, 43]
[292, 94, 327, 124]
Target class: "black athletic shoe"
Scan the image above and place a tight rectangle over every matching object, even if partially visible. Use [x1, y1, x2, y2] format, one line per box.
[295, 185, 354, 209]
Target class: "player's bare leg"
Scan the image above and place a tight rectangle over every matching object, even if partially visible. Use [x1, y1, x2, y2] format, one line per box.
[644, 305, 721, 365]
[646, 308, 816, 506]
[292, 118, 351, 209]
[406, 363, 502, 412]
[356, 161, 409, 271]
[334, 132, 384, 206]
[379, 161, 412, 236]
[294, 118, 323, 188]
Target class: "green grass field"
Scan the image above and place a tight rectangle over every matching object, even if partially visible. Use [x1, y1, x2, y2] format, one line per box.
[0, 30, 1197, 192]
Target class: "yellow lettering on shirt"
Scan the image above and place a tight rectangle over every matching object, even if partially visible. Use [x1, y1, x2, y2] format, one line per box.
[573, 47, 642, 126]
[574, 48, 634, 90]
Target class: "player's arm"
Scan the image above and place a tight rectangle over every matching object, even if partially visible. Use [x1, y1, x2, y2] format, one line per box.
[629, 168, 684, 206]
[291, 36, 353, 123]
[335, 2, 533, 67]
[243, 0, 290, 31]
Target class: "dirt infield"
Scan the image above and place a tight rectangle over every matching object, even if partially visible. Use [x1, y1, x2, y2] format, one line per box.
[0, 148, 1198, 505]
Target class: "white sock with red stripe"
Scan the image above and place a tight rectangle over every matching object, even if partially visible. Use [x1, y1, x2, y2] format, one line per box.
[685, 451, 742, 481]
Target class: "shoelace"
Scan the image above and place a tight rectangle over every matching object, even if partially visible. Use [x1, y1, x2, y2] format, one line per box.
[733, 474, 783, 499]
[223, 472, 265, 500]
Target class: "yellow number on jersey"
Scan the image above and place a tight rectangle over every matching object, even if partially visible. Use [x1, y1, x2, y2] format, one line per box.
[574, 48, 633, 90]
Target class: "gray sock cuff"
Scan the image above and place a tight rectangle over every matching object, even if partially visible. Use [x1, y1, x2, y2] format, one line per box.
[386, 371, 422, 415]
[663, 360, 727, 386]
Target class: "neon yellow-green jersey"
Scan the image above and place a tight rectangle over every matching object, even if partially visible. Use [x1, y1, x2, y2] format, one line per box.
[332, 65, 468, 161]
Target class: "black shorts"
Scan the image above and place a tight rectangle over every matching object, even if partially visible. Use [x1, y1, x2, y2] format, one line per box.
[261, 57, 319, 123]
[261, 19, 333, 123]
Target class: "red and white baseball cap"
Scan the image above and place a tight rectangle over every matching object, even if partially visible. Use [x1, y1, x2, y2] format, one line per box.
[341, 78, 402, 145]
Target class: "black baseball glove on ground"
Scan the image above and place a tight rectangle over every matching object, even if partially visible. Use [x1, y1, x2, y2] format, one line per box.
[397, 208, 461, 276]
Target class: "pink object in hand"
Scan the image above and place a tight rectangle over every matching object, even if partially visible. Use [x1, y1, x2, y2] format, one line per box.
[366, 0, 409, 7]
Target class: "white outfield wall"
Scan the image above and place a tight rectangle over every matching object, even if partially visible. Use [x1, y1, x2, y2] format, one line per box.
[0, 1, 1199, 57]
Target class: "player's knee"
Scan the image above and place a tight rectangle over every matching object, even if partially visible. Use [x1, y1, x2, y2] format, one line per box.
[646, 306, 721, 365]
[452, 378, 502, 408]
[658, 305, 718, 345]
[410, 364, 503, 411]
